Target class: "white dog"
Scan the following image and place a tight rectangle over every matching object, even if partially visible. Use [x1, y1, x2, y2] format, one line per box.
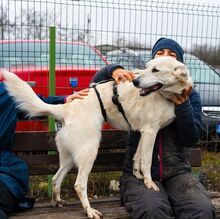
[3, 56, 192, 219]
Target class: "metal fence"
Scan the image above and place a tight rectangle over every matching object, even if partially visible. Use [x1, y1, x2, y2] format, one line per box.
[0, 0, 220, 150]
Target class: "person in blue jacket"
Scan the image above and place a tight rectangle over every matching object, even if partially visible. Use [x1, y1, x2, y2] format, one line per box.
[0, 80, 89, 219]
[91, 38, 215, 218]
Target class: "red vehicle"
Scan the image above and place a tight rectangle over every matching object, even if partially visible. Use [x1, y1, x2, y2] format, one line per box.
[0, 40, 109, 131]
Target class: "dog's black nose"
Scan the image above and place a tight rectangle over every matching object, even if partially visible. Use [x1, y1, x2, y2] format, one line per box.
[132, 78, 140, 87]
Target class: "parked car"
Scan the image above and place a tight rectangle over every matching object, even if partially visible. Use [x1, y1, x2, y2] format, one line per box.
[184, 53, 220, 151]
[0, 40, 108, 131]
[106, 48, 145, 70]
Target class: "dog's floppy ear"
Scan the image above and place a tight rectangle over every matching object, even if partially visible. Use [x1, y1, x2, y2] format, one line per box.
[173, 65, 189, 82]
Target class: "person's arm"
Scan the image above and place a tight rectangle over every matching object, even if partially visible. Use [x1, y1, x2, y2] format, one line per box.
[38, 89, 90, 104]
[17, 89, 89, 120]
[91, 64, 135, 84]
[91, 64, 124, 83]
[174, 88, 203, 146]
[0, 70, 89, 105]
[37, 95, 65, 104]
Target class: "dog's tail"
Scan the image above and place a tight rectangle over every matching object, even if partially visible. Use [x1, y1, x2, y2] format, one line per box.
[2, 69, 63, 121]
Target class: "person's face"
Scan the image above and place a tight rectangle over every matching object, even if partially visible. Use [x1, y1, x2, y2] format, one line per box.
[154, 49, 177, 59]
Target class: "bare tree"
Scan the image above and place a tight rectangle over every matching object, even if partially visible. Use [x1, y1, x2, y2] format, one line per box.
[191, 44, 220, 67]
[58, 25, 86, 42]
[0, 6, 16, 40]
[15, 9, 48, 40]
[0, 5, 87, 42]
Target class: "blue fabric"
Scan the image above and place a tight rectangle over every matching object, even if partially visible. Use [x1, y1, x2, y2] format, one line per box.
[152, 38, 184, 63]
[0, 82, 65, 200]
[0, 83, 17, 150]
[0, 83, 28, 199]
[0, 209, 8, 219]
[37, 94, 65, 105]
[174, 88, 203, 145]
[0, 151, 29, 199]
[91, 63, 124, 83]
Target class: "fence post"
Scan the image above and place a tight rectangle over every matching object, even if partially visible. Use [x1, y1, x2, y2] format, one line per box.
[48, 26, 56, 198]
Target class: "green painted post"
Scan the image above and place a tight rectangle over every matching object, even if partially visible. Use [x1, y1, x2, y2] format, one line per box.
[48, 26, 56, 198]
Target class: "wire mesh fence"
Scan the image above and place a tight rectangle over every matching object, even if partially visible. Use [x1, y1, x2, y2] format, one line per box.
[0, 0, 220, 193]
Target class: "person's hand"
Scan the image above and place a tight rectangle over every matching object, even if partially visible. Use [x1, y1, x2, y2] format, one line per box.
[112, 68, 135, 84]
[65, 88, 90, 103]
[172, 84, 192, 105]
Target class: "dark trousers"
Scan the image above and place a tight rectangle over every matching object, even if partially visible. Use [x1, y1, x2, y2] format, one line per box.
[0, 181, 19, 219]
[120, 172, 215, 219]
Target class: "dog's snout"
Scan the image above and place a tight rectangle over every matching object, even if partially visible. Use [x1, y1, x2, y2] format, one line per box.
[132, 77, 140, 87]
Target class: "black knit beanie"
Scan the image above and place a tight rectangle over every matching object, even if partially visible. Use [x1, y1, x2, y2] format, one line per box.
[152, 38, 184, 63]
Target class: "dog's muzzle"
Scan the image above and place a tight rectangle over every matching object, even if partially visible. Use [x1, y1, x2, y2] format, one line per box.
[133, 78, 163, 96]
[139, 83, 163, 96]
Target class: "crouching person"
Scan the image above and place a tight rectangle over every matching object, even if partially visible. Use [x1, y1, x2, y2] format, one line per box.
[0, 78, 89, 218]
[0, 82, 32, 219]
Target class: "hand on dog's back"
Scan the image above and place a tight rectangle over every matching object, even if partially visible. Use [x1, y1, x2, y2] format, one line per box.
[65, 88, 90, 103]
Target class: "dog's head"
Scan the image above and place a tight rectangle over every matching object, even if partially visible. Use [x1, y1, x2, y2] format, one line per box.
[132, 56, 192, 97]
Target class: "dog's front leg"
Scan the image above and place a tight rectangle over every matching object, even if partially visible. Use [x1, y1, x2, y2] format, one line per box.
[140, 127, 160, 191]
[133, 139, 144, 179]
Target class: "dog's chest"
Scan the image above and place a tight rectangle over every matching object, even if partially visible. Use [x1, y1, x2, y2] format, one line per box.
[118, 92, 175, 130]
[100, 82, 175, 131]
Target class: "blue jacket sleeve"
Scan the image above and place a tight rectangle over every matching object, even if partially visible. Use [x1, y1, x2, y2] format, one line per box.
[37, 95, 65, 104]
[174, 88, 203, 146]
[91, 64, 124, 83]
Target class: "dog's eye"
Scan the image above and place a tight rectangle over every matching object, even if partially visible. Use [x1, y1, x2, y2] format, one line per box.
[152, 68, 159, 73]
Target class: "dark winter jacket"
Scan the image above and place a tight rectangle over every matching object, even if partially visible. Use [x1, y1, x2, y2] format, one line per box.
[91, 64, 203, 181]
[0, 82, 65, 199]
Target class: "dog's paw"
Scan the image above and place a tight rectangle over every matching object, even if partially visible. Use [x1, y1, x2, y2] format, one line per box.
[144, 178, 160, 192]
[51, 199, 66, 207]
[133, 168, 144, 179]
[86, 206, 103, 219]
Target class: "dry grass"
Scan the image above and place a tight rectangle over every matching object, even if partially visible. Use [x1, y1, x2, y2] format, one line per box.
[192, 150, 220, 192]
[200, 150, 220, 192]
[29, 171, 122, 201]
